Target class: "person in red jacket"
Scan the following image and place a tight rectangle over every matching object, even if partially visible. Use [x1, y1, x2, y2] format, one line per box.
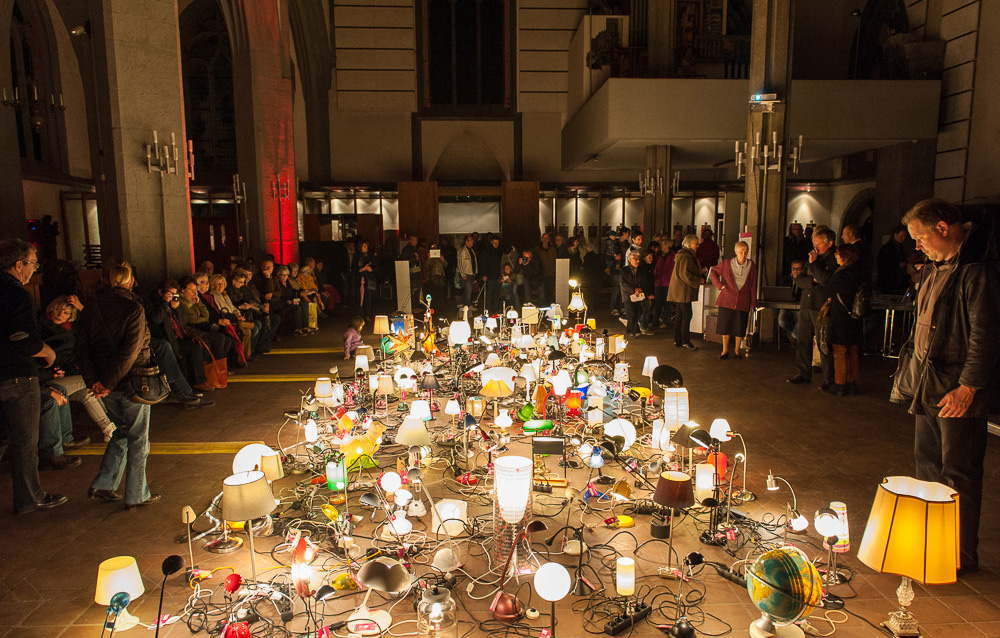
[709, 240, 757, 359]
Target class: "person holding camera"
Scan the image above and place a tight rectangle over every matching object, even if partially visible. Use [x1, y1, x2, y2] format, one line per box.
[145, 280, 214, 406]
[75, 260, 160, 509]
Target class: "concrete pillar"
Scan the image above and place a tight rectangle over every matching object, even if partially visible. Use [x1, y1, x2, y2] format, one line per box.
[642, 145, 670, 236]
[91, 0, 193, 284]
[744, 0, 792, 287]
[228, 0, 298, 264]
[875, 140, 935, 236]
[0, 8, 26, 238]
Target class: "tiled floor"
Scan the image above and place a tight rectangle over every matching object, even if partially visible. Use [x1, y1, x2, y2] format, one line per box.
[2, 304, 998, 637]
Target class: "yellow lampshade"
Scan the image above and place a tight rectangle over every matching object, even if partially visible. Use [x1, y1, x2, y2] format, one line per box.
[615, 557, 635, 596]
[95, 556, 145, 605]
[376, 374, 395, 396]
[857, 476, 959, 585]
[480, 378, 513, 399]
[373, 315, 391, 335]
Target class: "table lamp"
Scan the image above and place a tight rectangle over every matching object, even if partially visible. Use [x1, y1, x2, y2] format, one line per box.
[534, 562, 572, 637]
[373, 315, 390, 338]
[223, 471, 276, 583]
[347, 557, 412, 635]
[95, 556, 144, 633]
[641, 356, 658, 391]
[857, 476, 959, 638]
[448, 321, 471, 346]
[765, 472, 807, 544]
[397, 415, 431, 447]
[480, 378, 513, 419]
[652, 471, 695, 576]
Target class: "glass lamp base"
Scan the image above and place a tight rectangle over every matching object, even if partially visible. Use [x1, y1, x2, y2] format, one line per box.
[883, 610, 921, 637]
[204, 535, 243, 554]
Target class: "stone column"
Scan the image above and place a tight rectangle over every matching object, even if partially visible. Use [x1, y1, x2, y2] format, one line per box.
[744, 0, 792, 287]
[642, 145, 671, 236]
[91, 0, 193, 284]
[226, 0, 298, 264]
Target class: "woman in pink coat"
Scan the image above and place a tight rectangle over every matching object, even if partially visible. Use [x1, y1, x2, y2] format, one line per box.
[709, 241, 757, 359]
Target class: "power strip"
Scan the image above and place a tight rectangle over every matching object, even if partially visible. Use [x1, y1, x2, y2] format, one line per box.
[604, 604, 651, 635]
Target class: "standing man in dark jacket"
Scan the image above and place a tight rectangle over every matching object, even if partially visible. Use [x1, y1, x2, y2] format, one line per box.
[478, 235, 503, 312]
[75, 261, 161, 509]
[891, 199, 1000, 576]
[787, 226, 838, 387]
[667, 235, 702, 350]
[0, 239, 66, 514]
[535, 233, 557, 305]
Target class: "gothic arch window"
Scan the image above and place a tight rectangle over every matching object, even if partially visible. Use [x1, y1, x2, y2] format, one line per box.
[180, 0, 237, 184]
[422, 0, 512, 113]
[9, 0, 65, 173]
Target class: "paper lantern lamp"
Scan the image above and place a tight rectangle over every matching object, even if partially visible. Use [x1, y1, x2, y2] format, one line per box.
[616, 557, 635, 596]
[694, 463, 716, 502]
[448, 321, 471, 345]
[663, 388, 689, 429]
[494, 456, 532, 523]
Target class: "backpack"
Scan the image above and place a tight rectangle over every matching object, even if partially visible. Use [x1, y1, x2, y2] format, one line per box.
[850, 281, 872, 319]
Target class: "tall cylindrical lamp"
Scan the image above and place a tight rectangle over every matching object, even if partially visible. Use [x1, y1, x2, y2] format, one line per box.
[493, 456, 533, 567]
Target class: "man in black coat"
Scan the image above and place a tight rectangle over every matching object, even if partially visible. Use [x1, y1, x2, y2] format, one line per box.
[0, 239, 65, 514]
[892, 199, 1000, 576]
[787, 226, 838, 388]
[478, 235, 503, 312]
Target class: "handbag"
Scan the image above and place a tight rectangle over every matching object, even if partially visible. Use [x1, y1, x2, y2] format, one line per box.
[92, 299, 170, 404]
[198, 337, 228, 389]
[816, 299, 831, 356]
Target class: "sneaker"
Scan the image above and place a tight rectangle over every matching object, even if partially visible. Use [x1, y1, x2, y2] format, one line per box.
[786, 375, 810, 384]
[641, 329, 655, 336]
[619, 317, 628, 327]
[63, 436, 91, 450]
[681, 343, 698, 351]
[39, 455, 82, 471]
[610, 309, 620, 316]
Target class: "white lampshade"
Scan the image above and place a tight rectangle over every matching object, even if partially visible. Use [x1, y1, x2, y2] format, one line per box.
[223, 471, 276, 522]
[709, 418, 732, 442]
[304, 418, 318, 443]
[332, 383, 345, 404]
[613, 362, 629, 382]
[315, 377, 332, 398]
[814, 507, 843, 538]
[615, 557, 635, 597]
[495, 410, 513, 430]
[445, 399, 461, 416]
[515, 334, 535, 349]
[535, 562, 572, 602]
[651, 419, 670, 451]
[373, 315, 391, 335]
[433, 547, 462, 572]
[550, 369, 572, 396]
[519, 363, 538, 383]
[642, 356, 659, 377]
[380, 471, 402, 494]
[482, 366, 518, 387]
[604, 418, 637, 451]
[355, 355, 370, 372]
[393, 367, 417, 389]
[486, 316, 499, 330]
[396, 416, 431, 446]
[506, 308, 519, 320]
[568, 291, 586, 312]
[663, 388, 689, 429]
[485, 352, 501, 366]
[588, 395, 605, 425]
[494, 456, 532, 523]
[95, 556, 145, 605]
[589, 379, 608, 398]
[432, 499, 468, 537]
[410, 400, 432, 421]
[259, 450, 285, 481]
[232, 443, 275, 474]
[448, 321, 471, 345]
[694, 463, 716, 502]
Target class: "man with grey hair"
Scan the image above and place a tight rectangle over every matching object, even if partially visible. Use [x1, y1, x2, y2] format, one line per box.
[892, 198, 1000, 576]
[0, 238, 66, 514]
[666, 234, 702, 350]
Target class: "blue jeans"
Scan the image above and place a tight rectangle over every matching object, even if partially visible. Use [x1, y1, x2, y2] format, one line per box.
[460, 276, 475, 307]
[91, 392, 151, 505]
[38, 382, 72, 460]
[0, 377, 46, 512]
[151, 339, 193, 396]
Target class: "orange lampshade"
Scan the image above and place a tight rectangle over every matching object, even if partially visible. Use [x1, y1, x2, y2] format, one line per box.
[565, 390, 582, 410]
[707, 451, 727, 480]
[857, 476, 959, 584]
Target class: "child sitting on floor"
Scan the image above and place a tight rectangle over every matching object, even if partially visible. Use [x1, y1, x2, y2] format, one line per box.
[343, 315, 365, 359]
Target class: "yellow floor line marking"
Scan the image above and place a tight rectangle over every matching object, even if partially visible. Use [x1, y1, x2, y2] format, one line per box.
[74, 441, 265, 455]
[225, 374, 321, 382]
[268, 347, 343, 354]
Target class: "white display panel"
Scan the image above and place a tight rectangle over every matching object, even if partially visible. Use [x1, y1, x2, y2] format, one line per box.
[439, 202, 501, 234]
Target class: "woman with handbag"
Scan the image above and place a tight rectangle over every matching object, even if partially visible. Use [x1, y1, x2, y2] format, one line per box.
[824, 243, 864, 395]
[709, 240, 758, 359]
[73, 260, 161, 509]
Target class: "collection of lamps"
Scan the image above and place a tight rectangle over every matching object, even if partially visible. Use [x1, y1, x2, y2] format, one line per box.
[90, 303, 961, 638]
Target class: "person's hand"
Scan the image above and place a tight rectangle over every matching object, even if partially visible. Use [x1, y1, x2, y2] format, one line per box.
[808, 249, 818, 263]
[265, 292, 273, 300]
[293, 299, 300, 305]
[36, 343, 56, 368]
[48, 387, 67, 406]
[263, 303, 269, 313]
[90, 381, 110, 398]
[219, 318, 231, 327]
[634, 288, 642, 295]
[169, 299, 180, 309]
[938, 385, 976, 418]
[52, 367, 65, 379]
[67, 295, 84, 311]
